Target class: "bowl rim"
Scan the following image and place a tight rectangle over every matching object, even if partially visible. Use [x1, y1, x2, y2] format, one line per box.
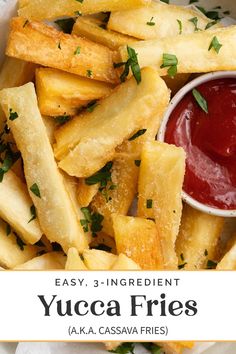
[157, 70, 236, 218]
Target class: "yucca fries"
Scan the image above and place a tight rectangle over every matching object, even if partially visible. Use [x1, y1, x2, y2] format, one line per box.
[36, 68, 113, 116]
[0, 170, 42, 244]
[83, 249, 117, 270]
[176, 205, 224, 270]
[111, 253, 141, 270]
[113, 214, 163, 270]
[65, 247, 87, 270]
[108, 1, 220, 40]
[14, 252, 66, 270]
[138, 142, 186, 269]
[0, 83, 88, 253]
[217, 235, 236, 270]
[7, 17, 117, 84]
[73, 16, 137, 51]
[119, 26, 236, 76]
[54, 67, 168, 178]
[18, 0, 151, 20]
[0, 219, 39, 269]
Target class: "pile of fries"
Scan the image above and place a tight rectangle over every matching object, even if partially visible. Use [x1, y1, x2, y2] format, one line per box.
[0, 0, 236, 352]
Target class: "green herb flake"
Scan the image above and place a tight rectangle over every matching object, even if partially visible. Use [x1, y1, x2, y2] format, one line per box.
[178, 262, 187, 269]
[146, 199, 153, 209]
[207, 260, 218, 269]
[6, 223, 11, 236]
[75, 0, 84, 2]
[55, 115, 71, 125]
[189, 0, 198, 3]
[119, 46, 141, 85]
[87, 69, 93, 78]
[160, 53, 178, 77]
[80, 207, 92, 233]
[177, 19, 182, 34]
[146, 17, 156, 26]
[0, 149, 20, 183]
[86, 101, 98, 112]
[192, 88, 208, 113]
[134, 159, 141, 167]
[58, 41, 61, 49]
[30, 183, 41, 198]
[160, 0, 169, 3]
[205, 11, 222, 20]
[74, 46, 81, 55]
[9, 109, 18, 121]
[189, 17, 200, 31]
[85, 161, 113, 187]
[208, 36, 222, 54]
[205, 20, 218, 30]
[129, 129, 147, 141]
[142, 343, 163, 354]
[28, 205, 37, 224]
[15, 234, 26, 251]
[55, 18, 75, 34]
[109, 342, 135, 354]
[91, 212, 104, 237]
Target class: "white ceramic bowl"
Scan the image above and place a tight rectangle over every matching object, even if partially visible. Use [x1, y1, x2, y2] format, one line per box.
[158, 71, 236, 218]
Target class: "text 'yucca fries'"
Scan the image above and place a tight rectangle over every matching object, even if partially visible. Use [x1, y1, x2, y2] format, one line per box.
[108, 1, 220, 40]
[7, 17, 118, 84]
[18, 0, 151, 20]
[119, 26, 236, 76]
[0, 83, 88, 253]
[54, 67, 168, 178]
[138, 142, 186, 270]
[36, 68, 113, 116]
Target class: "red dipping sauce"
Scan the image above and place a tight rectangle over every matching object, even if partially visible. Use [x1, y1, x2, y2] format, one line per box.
[165, 78, 236, 210]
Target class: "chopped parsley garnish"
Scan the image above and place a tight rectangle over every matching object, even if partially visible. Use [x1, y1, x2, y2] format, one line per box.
[178, 262, 187, 269]
[15, 233, 26, 251]
[128, 129, 147, 141]
[87, 69, 93, 78]
[134, 160, 141, 167]
[204, 249, 208, 256]
[93, 243, 112, 253]
[55, 115, 71, 125]
[177, 19, 182, 34]
[23, 20, 29, 28]
[30, 183, 41, 198]
[146, 199, 153, 209]
[58, 41, 61, 49]
[160, 53, 178, 77]
[189, 17, 200, 31]
[0, 148, 21, 183]
[160, 0, 169, 3]
[189, 0, 198, 3]
[109, 342, 135, 354]
[207, 260, 218, 269]
[192, 88, 208, 113]
[80, 207, 104, 237]
[142, 343, 163, 354]
[85, 161, 113, 187]
[86, 101, 98, 112]
[146, 17, 156, 26]
[180, 253, 185, 261]
[6, 223, 11, 236]
[9, 108, 18, 121]
[74, 46, 81, 55]
[208, 36, 222, 54]
[205, 20, 218, 30]
[28, 205, 37, 224]
[75, 0, 83, 2]
[205, 11, 222, 20]
[116, 46, 141, 85]
[55, 18, 75, 34]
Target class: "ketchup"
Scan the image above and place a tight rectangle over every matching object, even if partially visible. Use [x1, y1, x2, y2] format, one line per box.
[165, 78, 236, 210]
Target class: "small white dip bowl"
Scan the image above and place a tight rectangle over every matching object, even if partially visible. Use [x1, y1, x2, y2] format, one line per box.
[158, 71, 236, 218]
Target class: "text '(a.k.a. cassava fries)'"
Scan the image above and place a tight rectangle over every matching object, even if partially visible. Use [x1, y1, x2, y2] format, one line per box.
[14, 252, 66, 270]
[119, 25, 236, 76]
[54, 67, 168, 178]
[72, 16, 138, 51]
[112, 214, 163, 270]
[18, 0, 151, 20]
[0, 218, 39, 269]
[6, 17, 118, 84]
[0, 83, 88, 253]
[0, 170, 42, 244]
[108, 0, 220, 40]
[138, 141, 186, 270]
[176, 205, 224, 270]
[36, 68, 113, 117]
